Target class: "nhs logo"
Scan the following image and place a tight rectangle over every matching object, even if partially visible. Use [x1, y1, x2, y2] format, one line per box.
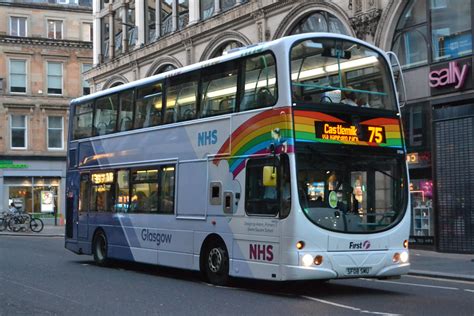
[198, 130, 218, 147]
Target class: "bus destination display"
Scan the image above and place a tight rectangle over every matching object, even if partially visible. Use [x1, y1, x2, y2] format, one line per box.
[315, 121, 386, 144]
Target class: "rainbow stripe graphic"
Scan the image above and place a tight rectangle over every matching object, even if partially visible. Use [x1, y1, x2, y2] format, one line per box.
[294, 110, 403, 148]
[213, 108, 294, 178]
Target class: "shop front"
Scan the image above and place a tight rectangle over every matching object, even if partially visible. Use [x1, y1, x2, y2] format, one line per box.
[392, 0, 474, 254]
[0, 159, 66, 225]
[402, 57, 474, 253]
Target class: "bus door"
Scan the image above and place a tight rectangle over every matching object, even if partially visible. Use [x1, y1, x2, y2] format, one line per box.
[77, 173, 90, 240]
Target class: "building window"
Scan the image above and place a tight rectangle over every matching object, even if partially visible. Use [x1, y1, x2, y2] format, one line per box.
[393, 0, 472, 68]
[127, 3, 137, 47]
[47, 116, 63, 150]
[392, 0, 428, 69]
[101, 17, 110, 60]
[209, 41, 242, 58]
[82, 64, 92, 95]
[81, 22, 93, 41]
[289, 11, 349, 35]
[221, 0, 236, 12]
[161, 0, 173, 36]
[178, 0, 189, 30]
[152, 64, 176, 76]
[114, 8, 124, 55]
[10, 115, 27, 149]
[9, 59, 26, 93]
[47, 19, 63, 39]
[430, 1, 472, 62]
[147, 0, 156, 42]
[47, 62, 63, 95]
[10, 16, 27, 37]
[200, 0, 214, 20]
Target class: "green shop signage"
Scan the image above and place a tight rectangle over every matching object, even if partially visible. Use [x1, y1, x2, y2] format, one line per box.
[0, 160, 29, 169]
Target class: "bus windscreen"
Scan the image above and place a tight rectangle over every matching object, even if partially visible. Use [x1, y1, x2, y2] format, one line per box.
[291, 38, 397, 111]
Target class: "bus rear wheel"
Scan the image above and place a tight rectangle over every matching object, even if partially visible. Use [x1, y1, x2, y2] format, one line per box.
[203, 240, 229, 286]
[92, 230, 110, 267]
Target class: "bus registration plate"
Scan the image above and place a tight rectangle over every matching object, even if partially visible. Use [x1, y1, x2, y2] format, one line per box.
[346, 267, 372, 275]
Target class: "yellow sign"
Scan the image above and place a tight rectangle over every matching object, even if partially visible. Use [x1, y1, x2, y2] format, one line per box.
[315, 122, 386, 144]
[91, 172, 114, 184]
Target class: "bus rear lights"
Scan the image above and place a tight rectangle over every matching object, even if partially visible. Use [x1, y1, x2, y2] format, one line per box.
[313, 255, 323, 266]
[302, 254, 314, 267]
[403, 240, 409, 249]
[296, 241, 305, 250]
[392, 253, 400, 263]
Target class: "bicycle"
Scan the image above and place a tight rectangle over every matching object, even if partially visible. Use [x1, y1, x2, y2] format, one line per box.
[0, 212, 12, 231]
[7, 212, 44, 233]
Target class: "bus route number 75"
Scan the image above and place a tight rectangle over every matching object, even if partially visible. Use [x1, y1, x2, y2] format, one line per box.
[368, 126, 384, 144]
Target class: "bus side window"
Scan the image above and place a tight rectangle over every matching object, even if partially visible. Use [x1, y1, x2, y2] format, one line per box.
[158, 165, 175, 214]
[135, 83, 163, 129]
[130, 168, 159, 213]
[240, 53, 277, 111]
[73, 101, 94, 139]
[118, 90, 134, 132]
[90, 172, 115, 212]
[94, 94, 118, 136]
[115, 170, 130, 213]
[200, 61, 238, 118]
[166, 73, 199, 123]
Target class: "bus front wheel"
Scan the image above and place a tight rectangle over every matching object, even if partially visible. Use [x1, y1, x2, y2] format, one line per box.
[92, 230, 110, 267]
[203, 240, 229, 285]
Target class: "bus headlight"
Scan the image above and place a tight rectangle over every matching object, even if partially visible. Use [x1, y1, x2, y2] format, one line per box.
[400, 251, 409, 263]
[302, 254, 314, 267]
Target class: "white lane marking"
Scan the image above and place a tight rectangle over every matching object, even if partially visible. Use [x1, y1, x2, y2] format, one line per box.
[302, 295, 401, 316]
[373, 279, 459, 291]
[404, 275, 474, 285]
[464, 289, 474, 293]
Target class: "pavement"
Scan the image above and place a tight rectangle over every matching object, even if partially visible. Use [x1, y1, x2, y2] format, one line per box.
[1, 226, 473, 282]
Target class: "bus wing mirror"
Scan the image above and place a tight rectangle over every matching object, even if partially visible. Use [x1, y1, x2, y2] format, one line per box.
[263, 166, 277, 187]
[387, 51, 407, 109]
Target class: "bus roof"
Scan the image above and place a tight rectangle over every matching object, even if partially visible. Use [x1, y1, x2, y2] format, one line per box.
[72, 32, 387, 106]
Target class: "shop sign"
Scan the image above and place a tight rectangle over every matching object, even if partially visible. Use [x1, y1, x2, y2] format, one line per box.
[429, 61, 468, 89]
[429, 58, 472, 95]
[0, 160, 28, 169]
[406, 152, 431, 166]
[41, 191, 55, 213]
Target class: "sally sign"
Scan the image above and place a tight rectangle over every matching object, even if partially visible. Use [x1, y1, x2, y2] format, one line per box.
[429, 60, 470, 90]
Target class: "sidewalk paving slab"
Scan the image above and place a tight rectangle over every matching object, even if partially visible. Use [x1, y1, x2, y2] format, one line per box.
[408, 249, 474, 282]
[0, 224, 65, 237]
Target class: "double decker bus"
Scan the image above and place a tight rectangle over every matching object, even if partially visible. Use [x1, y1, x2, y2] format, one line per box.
[65, 33, 410, 285]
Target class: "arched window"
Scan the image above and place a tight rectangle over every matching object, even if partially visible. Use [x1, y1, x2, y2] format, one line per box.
[289, 11, 349, 35]
[153, 64, 177, 75]
[392, 0, 472, 68]
[391, 0, 428, 69]
[110, 82, 124, 88]
[209, 41, 242, 58]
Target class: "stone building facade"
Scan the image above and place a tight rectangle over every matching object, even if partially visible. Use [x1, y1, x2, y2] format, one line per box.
[86, 0, 474, 253]
[0, 0, 93, 222]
